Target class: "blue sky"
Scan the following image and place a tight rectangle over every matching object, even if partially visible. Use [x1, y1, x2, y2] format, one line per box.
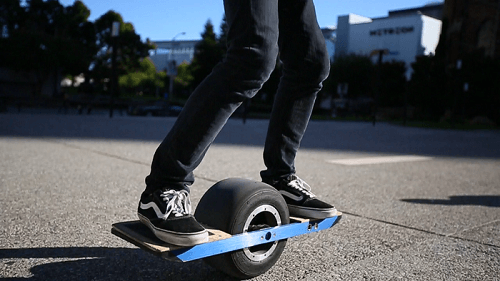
[59, 0, 443, 41]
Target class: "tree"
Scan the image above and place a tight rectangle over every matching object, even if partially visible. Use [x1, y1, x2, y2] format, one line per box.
[0, 0, 23, 38]
[458, 52, 500, 124]
[0, 0, 96, 96]
[60, 1, 97, 78]
[408, 55, 448, 121]
[326, 54, 375, 100]
[91, 11, 153, 94]
[378, 61, 407, 107]
[119, 58, 166, 95]
[174, 61, 194, 98]
[1, 1, 156, 99]
[324, 55, 408, 118]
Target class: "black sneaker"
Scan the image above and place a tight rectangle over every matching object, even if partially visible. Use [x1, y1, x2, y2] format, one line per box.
[138, 188, 208, 246]
[266, 175, 337, 219]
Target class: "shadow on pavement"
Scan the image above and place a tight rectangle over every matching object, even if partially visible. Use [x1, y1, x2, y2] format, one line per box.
[1, 113, 500, 159]
[401, 195, 500, 207]
[0, 247, 236, 281]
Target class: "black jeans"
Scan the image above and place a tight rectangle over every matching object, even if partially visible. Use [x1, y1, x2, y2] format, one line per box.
[146, 0, 330, 192]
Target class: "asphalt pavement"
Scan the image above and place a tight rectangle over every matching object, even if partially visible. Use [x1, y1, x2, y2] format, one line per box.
[1, 111, 499, 280]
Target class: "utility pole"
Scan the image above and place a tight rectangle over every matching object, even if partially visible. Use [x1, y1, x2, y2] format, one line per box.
[168, 32, 186, 102]
[109, 21, 120, 118]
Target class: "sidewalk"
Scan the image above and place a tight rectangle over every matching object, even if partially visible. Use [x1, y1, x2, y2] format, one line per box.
[1, 113, 499, 280]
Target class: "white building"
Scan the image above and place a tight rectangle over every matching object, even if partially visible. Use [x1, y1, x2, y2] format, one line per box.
[149, 40, 199, 73]
[335, 11, 442, 78]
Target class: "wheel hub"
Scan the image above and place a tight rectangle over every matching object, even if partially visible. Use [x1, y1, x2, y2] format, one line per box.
[242, 204, 281, 261]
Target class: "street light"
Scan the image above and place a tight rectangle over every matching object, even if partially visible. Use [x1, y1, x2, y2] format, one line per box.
[110, 21, 120, 118]
[172, 32, 186, 41]
[167, 32, 186, 100]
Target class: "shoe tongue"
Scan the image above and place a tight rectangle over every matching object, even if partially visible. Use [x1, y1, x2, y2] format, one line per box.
[287, 174, 298, 181]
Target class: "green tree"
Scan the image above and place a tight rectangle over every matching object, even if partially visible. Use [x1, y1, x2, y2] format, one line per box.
[408, 55, 448, 121]
[0, 0, 96, 96]
[60, 1, 97, 78]
[91, 10, 153, 94]
[119, 58, 166, 95]
[327, 54, 375, 100]
[173, 61, 194, 98]
[0, 0, 23, 38]
[378, 61, 407, 107]
[459, 52, 500, 123]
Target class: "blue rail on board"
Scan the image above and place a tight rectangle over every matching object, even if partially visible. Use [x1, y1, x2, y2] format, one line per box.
[169, 215, 341, 262]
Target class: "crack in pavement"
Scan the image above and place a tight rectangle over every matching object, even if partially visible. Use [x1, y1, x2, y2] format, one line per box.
[342, 211, 500, 249]
[49, 139, 221, 183]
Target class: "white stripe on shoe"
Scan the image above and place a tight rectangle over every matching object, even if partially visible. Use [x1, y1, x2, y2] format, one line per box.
[140, 202, 164, 218]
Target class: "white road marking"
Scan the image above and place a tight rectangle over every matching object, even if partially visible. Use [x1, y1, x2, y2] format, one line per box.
[326, 155, 432, 166]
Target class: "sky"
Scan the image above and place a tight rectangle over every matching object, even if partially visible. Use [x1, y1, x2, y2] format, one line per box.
[59, 0, 444, 42]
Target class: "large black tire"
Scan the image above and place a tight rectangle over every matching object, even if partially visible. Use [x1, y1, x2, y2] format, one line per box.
[194, 178, 289, 279]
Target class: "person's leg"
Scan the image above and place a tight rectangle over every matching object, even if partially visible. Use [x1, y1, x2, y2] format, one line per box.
[261, 0, 336, 219]
[145, 0, 280, 193]
[261, 0, 330, 181]
[139, 0, 280, 245]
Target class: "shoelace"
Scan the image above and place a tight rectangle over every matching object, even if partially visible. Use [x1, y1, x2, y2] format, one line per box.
[287, 175, 316, 198]
[160, 190, 192, 219]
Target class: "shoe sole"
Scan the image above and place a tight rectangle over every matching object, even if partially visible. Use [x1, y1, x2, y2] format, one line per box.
[138, 213, 209, 246]
[288, 205, 337, 219]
